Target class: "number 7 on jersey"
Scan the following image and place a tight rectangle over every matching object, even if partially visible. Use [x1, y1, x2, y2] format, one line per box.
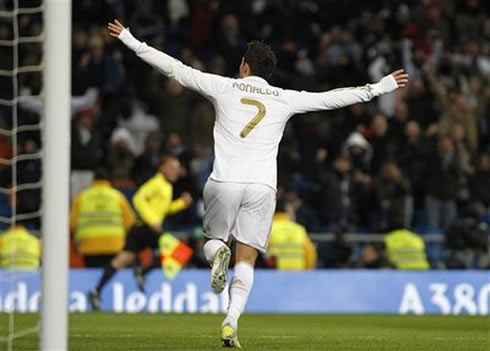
[239, 98, 266, 138]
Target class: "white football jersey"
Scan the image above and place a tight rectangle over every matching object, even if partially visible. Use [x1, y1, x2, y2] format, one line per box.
[119, 29, 398, 189]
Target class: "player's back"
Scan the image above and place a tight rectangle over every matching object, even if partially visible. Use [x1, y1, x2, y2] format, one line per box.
[118, 27, 402, 190]
[210, 76, 292, 190]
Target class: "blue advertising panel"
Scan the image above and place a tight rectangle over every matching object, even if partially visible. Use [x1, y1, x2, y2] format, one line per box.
[0, 269, 489, 314]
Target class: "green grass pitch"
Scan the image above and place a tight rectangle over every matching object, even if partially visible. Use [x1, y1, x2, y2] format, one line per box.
[1, 313, 489, 350]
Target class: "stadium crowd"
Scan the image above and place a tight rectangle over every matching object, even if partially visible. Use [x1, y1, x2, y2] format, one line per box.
[0, 0, 489, 269]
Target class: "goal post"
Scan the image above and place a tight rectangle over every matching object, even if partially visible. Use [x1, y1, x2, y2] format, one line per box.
[41, 0, 71, 350]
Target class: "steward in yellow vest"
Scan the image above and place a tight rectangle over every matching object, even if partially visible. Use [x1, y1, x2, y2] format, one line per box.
[384, 229, 430, 270]
[70, 168, 135, 267]
[268, 210, 317, 270]
[0, 225, 40, 269]
[88, 154, 193, 310]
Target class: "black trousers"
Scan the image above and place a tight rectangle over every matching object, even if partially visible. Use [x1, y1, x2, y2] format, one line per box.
[123, 224, 159, 252]
[84, 255, 115, 268]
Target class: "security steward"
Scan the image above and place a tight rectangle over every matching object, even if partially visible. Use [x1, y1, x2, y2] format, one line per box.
[88, 154, 192, 310]
[70, 167, 135, 267]
[0, 224, 41, 269]
[267, 200, 317, 270]
[384, 228, 430, 270]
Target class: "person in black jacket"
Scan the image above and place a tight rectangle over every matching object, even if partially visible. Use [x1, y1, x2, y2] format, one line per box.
[424, 136, 460, 230]
[317, 155, 370, 231]
[471, 152, 490, 212]
[71, 110, 101, 170]
[374, 161, 412, 232]
[71, 110, 102, 198]
[445, 206, 489, 269]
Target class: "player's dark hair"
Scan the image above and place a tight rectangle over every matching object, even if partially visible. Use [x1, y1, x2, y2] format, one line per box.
[243, 40, 277, 81]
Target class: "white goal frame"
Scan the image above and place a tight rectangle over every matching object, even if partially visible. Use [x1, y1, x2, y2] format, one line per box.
[41, 0, 71, 350]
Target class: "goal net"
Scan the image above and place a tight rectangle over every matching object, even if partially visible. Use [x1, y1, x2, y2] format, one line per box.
[0, 0, 70, 350]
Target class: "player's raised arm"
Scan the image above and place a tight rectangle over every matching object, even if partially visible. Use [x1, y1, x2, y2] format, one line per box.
[285, 70, 408, 114]
[107, 19, 229, 99]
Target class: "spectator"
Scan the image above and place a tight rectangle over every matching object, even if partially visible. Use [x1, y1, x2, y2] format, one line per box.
[397, 120, 427, 207]
[190, 99, 215, 148]
[131, 132, 162, 186]
[450, 123, 474, 204]
[19, 86, 100, 117]
[342, 132, 372, 175]
[129, 0, 164, 42]
[316, 228, 352, 269]
[404, 77, 438, 129]
[0, 224, 40, 269]
[70, 167, 135, 268]
[164, 131, 192, 167]
[16, 138, 41, 226]
[0, 134, 10, 188]
[156, 80, 202, 142]
[368, 113, 395, 173]
[343, 104, 370, 137]
[83, 33, 125, 92]
[424, 136, 460, 230]
[471, 152, 490, 212]
[352, 244, 391, 269]
[283, 189, 320, 233]
[427, 70, 479, 154]
[277, 126, 301, 188]
[389, 101, 410, 144]
[374, 161, 412, 231]
[341, 133, 373, 228]
[317, 155, 365, 230]
[216, 14, 245, 75]
[267, 200, 317, 270]
[445, 207, 489, 269]
[107, 127, 136, 185]
[71, 109, 101, 198]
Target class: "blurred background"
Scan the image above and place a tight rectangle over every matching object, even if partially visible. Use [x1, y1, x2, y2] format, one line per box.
[0, 0, 489, 272]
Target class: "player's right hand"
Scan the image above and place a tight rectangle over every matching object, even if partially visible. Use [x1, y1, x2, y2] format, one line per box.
[107, 19, 127, 38]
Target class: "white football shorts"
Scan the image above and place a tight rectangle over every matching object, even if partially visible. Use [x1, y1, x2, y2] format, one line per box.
[202, 179, 276, 253]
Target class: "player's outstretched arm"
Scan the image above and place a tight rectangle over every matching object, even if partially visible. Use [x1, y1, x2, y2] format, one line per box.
[286, 70, 408, 115]
[107, 19, 228, 99]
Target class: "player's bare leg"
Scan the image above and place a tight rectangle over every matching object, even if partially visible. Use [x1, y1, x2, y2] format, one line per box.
[221, 242, 257, 348]
[204, 238, 231, 293]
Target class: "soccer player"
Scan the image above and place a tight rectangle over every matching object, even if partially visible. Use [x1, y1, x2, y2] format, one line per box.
[108, 19, 408, 347]
[88, 154, 192, 310]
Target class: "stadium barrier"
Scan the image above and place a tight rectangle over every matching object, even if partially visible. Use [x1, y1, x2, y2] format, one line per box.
[0, 269, 488, 315]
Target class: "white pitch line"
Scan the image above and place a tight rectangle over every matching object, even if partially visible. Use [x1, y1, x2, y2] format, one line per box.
[70, 334, 298, 340]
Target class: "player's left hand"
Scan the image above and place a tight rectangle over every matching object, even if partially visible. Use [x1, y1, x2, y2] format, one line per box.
[391, 69, 409, 88]
[107, 19, 127, 38]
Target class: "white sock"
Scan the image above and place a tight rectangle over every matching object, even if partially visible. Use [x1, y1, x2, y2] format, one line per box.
[203, 239, 226, 266]
[222, 261, 254, 329]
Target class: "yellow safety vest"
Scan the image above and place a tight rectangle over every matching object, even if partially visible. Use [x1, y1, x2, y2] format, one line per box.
[385, 229, 430, 270]
[75, 185, 126, 255]
[268, 214, 310, 270]
[0, 226, 40, 269]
